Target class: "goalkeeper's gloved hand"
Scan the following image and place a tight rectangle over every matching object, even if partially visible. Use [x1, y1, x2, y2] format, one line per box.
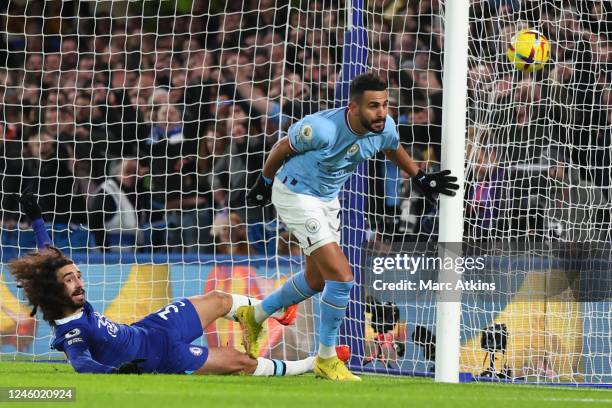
[15, 191, 43, 221]
[412, 170, 459, 203]
[246, 174, 273, 207]
[113, 359, 145, 374]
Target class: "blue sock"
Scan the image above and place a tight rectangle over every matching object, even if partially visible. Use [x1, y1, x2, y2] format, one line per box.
[260, 272, 319, 316]
[319, 280, 353, 349]
[32, 218, 52, 250]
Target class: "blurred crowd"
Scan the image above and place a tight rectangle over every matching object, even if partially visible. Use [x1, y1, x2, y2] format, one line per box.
[0, 0, 609, 254]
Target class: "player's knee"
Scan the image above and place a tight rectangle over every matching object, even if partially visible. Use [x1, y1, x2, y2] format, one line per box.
[311, 245, 353, 282]
[191, 290, 232, 315]
[335, 268, 353, 282]
[307, 278, 325, 292]
[323, 262, 353, 282]
[305, 260, 325, 291]
[206, 290, 232, 312]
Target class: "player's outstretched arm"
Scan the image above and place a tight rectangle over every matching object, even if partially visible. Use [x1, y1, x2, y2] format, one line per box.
[63, 337, 144, 374]
[63, 340, 117, 374]
[14, 191, 51, 249]
[247, 137, 296, 207]
[384, 146, 460, 202]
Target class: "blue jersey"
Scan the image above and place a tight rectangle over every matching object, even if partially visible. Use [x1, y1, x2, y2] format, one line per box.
[51, 299, 208, 374]
[277, 107, 400, 200]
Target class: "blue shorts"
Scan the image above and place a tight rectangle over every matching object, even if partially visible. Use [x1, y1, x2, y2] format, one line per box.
[134, 298, 209, 374]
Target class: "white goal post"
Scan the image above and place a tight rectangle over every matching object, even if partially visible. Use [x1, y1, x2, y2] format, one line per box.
[435, 0, 469, 384]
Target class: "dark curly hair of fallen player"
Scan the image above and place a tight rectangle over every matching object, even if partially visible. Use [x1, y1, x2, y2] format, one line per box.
[8, 246, 75, 325]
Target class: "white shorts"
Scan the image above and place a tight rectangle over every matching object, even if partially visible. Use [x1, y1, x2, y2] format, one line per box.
[272, 179, 341, 256]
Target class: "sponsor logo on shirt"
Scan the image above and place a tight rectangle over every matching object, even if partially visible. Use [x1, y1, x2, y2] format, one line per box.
[67, 338, 84, 346]
[65, 328, 81, 339]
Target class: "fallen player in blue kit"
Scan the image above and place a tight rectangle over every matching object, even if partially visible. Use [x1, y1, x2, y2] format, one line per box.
[9, 192, 311, 376]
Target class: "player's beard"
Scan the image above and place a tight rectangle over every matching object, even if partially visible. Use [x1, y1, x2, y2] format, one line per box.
[360, 115, 385, 134]
[67, 288, 86, 309]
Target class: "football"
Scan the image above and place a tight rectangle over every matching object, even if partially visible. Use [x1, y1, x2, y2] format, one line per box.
[507, 29, 550, 72]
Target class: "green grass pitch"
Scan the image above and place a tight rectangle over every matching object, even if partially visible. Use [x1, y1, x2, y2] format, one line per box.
[1, 362, 611, 408]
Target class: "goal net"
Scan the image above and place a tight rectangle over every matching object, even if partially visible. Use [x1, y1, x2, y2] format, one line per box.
[0, 0, 610, 385]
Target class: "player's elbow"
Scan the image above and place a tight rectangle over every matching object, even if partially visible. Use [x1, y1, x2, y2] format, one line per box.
[278, 136, 297, 156]
[383, 148, 400, 163]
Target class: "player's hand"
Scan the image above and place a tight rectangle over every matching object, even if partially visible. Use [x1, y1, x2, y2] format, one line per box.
[14, 190, 43, 221]
[113, 358, 145, 374]
[412, 170, 459, 202]
[246, 174, 273, 207]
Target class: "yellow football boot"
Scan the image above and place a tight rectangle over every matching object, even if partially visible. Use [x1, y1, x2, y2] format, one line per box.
[235, 305, 264, 358]
[313, 355, 361, 381]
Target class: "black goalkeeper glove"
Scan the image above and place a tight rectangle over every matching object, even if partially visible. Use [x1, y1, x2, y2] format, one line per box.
[412, 170, 460, 203]
[113, 359, 145, 374]
[246, 174, 273, 207]
[14, 190, 43, 221]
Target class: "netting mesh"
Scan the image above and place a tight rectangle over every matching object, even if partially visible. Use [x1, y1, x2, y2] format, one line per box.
[0, 0, 610, 383]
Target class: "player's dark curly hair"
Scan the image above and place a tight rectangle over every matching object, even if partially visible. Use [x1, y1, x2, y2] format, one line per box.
[8, 246, 75, 325]
[349, 72, 387, 102]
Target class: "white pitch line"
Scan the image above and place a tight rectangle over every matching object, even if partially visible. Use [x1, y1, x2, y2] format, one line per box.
[543, 397, 612, 404]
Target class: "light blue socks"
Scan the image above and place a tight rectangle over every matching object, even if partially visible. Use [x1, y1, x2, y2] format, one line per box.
[255, 272, 319, 323]
[318, 280, 353, 358]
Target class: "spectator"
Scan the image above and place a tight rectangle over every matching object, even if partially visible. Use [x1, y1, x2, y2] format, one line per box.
[0, 1, 610, 254]
[464, 144, 506, 239]
[23, 130, 86, 225]
[210, 212, 253, 256]
[399, 101, 439, 160]
[589, 88, 612, 192]
[145, 102, 204, 251]
[492, 79, 546, 163]
[530, 148, 610, 242]
[0, 120, 22, 226]
[88, 159, 143, 251]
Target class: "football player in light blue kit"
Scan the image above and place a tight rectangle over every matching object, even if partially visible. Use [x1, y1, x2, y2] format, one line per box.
[241, 72, 459, 381]
[9, 193, 315, 376]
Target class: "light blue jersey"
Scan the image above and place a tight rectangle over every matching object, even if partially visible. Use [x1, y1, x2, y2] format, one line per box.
[277, 107, 400, 200]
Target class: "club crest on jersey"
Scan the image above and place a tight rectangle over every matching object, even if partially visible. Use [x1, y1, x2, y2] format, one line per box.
[299, 124, 313, 141]
[305, 218, 321, 233]
[346, 143, 359, 156]
[189, 346, 203, 356]
[65, 328, 81, 339]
